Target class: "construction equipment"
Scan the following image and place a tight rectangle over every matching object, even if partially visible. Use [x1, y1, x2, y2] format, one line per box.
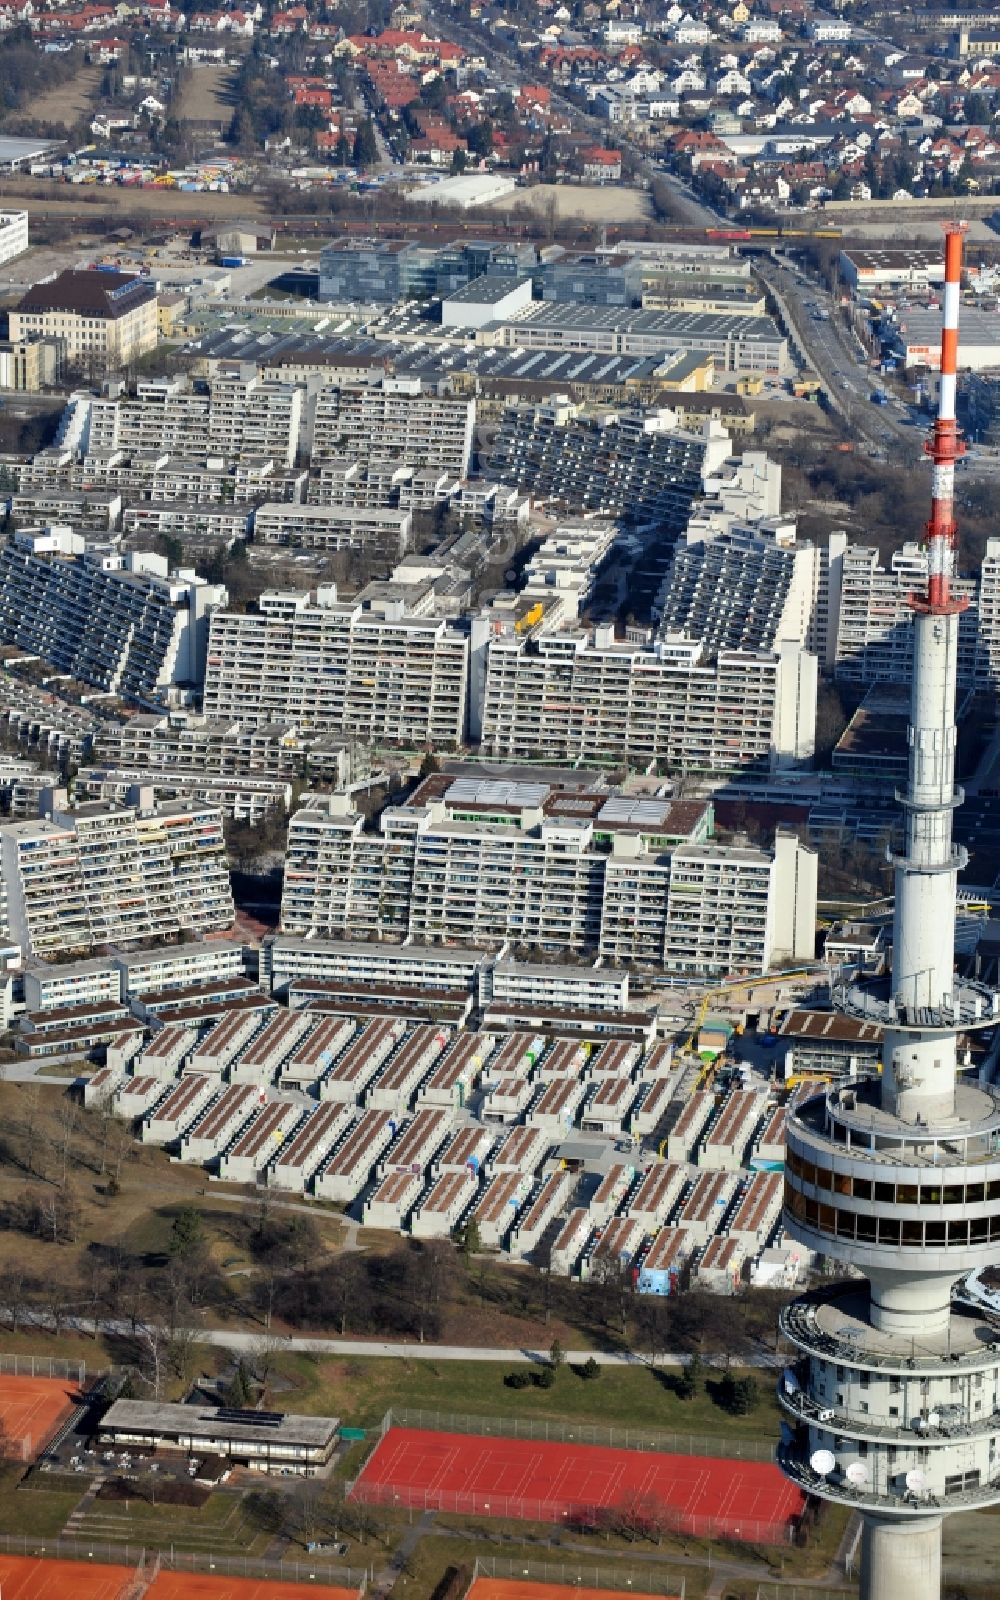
[678, 967, 817, 1057]
[785, 1072, 833, 1092]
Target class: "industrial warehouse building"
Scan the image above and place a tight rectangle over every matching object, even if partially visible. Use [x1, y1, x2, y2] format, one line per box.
[490, 304, 788, 373]
[892, 308, 1000, 371]
[837, 246, 946, 292]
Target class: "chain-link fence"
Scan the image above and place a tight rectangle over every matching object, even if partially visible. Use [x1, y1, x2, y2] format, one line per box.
[382, 1409, 775, 1463]
[473, 1554, 688, 1596]
[0, 1353, 88, 1383]
[752, 1588, 855, 1600]
[353, 1480, 791, 1547]
[0, 1532, 368, 1592]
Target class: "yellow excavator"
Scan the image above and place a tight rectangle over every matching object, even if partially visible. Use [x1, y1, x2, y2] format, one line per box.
[679, 967, 817, 1057]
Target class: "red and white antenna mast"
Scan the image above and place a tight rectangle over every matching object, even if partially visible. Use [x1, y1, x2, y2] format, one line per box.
[919, 220, 967, 614]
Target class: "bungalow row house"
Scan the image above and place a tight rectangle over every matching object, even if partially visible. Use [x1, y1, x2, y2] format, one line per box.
[187, 10, 255, 33]
[734, 170, 791, 208]
[447, 89, 487, 125]
[670, 128, 740, 169]
[538, 45, 607, 80]
[337, 29, 464, 69]
[409, 110, 469, 164]
[271, 6, 308, 33]
[87, 34, 127, 59]
[517, 84, 550, 109]
[314, 115, 361, 158]
[368, 62, 421, 110]
[581, 144, 621, 181]
[293, 84, 333, 109]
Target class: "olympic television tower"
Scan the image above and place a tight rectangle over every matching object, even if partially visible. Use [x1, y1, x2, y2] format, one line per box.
[778, 224, 1000, 1600]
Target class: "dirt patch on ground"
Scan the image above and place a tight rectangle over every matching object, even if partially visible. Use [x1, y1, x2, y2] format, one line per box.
[0, 177, 269, 224]
[98, 1476, 211, 1506]
[30, 64, 102, 129]
[438, 1297, 579, 1350]
[487, 183, 653, 224]
[176, 65, 237, 125]
[943, 1506, 1000, 1596]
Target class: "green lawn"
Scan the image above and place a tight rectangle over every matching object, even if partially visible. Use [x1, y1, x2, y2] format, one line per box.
[70, 1487, 272, 1555]
[402, 1533, 707, 1600]
[0, 1471, 83, 1537]
[273, 1353, 781, 1446]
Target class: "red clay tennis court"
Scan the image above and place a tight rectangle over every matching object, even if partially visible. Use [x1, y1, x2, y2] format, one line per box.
[0, 1557, 361, 1600]
[0, 1376, 81, 1460]
[150, 1574, 360, 1600]
[0, 1556, 130, 1600]
[469, 1583, 680, 1600]
[353, 1427, 803, 1542]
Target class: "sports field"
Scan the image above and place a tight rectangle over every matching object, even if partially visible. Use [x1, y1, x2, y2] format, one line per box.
[0, 1556, 128, 1600]
[0, 1557, 361, 1600]
[151, 1575, 360, 1600]
[353, 1426, 803, 1542]
[0, 1376, 80, 1459]
[469, 1583, 681, 1600]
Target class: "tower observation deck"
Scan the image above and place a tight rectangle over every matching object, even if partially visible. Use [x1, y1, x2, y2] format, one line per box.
[777, 225, 1000, 1600]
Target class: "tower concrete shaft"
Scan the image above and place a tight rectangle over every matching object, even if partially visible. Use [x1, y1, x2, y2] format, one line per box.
[778, 224, 1000, 1600]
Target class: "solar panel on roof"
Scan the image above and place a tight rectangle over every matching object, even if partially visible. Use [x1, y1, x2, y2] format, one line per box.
[213, 1408, 286, 1427]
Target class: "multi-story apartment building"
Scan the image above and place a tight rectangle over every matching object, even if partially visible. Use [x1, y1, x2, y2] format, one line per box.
[834, 540, 980, 687]
[658, 518, 818, 654]
[74, 765, 293, 824]
[201, 587, 469, 747]
[262, 934, 487, 999]
[94, 712, 351, 787]
[122, 503, 251, 544]
[83, 372, 303, 467]
[113, 940, 245, 998]
[0, 211, 29, 267]
[11, 487, 121, 532]
[50, 445, 305, 508]
[0, 792, 234, 959]
[487, 404, 731, 524]
[10, 270, 158, 369]
[0, 533, 227, 703]
[278, 779, 816, 977]
[0, 335, 64, 391]
[474, 625, 816, 773]
[309, 377, 475, 478]
[518, 520, 619, 621]
[253, 503, 412, 555]
[600, 827, 813, 976]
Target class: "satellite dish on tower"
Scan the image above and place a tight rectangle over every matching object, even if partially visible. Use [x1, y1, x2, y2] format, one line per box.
[905, 1469, 926, 1494]
[846, 1462, 869, 1487]
[810, 1450, 836, 1476]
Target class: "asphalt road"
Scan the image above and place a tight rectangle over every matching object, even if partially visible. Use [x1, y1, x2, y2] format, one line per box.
[426, 6, 719, 229]
[756, 257, 908, 450]
[10, 1305, 783, 1367]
